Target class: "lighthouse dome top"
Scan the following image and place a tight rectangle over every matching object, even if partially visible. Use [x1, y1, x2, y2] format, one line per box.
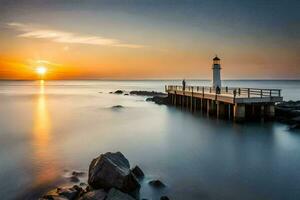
[213, 56, 220, 61]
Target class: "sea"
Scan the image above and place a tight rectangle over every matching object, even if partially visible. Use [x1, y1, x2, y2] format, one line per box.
[0, 80, 300, 200]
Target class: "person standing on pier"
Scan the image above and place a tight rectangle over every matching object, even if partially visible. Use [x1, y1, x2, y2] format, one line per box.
[182, 79, 186, 91]
[216, 86, 221, 94]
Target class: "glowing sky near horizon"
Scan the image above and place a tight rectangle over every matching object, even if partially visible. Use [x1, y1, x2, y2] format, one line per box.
[0, 0, 299, 80]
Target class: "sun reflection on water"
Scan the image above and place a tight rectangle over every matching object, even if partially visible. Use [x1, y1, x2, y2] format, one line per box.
[32, 80, 58, 186]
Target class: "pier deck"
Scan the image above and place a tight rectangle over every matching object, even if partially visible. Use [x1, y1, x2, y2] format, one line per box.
[165, 85, 283, 121]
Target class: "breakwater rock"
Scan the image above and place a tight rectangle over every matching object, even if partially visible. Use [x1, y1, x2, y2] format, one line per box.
[275, 101, 300, 129]
[146, 96, 169, 105]
[111, 90, 167, 97]
[39, 152, 168, 200]
[129, 91, 166, 96]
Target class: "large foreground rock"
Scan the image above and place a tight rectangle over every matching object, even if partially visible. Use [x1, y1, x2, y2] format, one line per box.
[88, 152, 140, 194]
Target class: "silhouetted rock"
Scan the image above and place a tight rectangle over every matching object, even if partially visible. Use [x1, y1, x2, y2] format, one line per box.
[146, 96, 169, 105]
[160, 196, 170, 200]
[78, 189, 107, 200]
[106, 188, 135, 200]
[114, 90, 124, 94]
[88, 152, 140, 194]
[131, 165, 144, 179]
[130, 91, 166, 96]
[149, 180, 166, 188]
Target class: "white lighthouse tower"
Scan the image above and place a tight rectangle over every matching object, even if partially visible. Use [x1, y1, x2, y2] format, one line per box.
[212, 55, 221, 88]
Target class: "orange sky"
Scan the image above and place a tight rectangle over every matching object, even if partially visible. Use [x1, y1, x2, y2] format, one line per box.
[0, 1, 299, 80]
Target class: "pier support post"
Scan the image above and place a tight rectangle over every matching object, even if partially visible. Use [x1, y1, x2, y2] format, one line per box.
[265, 104, 275, 119]
[174, 92, 177, 106]
[207, 100, 210, 116]
[216, 102, 220, 118]
[260, 105, 265, 118]
[234, 104, 245, 122]
[228, 104, 231, 119]
[200, 98, 203, 112]
[217, 102, 226, 118]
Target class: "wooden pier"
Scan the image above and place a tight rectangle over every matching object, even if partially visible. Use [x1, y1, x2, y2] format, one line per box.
[165, 85, 283, 121]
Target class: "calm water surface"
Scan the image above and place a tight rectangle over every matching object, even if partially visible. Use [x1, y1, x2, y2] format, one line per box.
[0, 80, 300, 200]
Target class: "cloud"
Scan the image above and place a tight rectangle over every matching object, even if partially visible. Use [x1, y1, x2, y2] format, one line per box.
[7, 22, 144, 48]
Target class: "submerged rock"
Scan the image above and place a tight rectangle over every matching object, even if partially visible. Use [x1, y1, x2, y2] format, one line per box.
[131, 165, 144, 179]
[160, 196, 170, 200]
[78, 189, 107, 200]
[106, 188, 135, 200]
[149, 180, 166, 188]
[88, 152, 140, 194]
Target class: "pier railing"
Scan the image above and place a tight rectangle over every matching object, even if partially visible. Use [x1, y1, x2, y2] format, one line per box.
[166, 85, 281, 98]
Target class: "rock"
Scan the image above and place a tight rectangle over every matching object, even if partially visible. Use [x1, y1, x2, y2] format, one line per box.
[69, 175, 80, 183]
[114, 90, 124, 94]
[275, 101, 300, 123]
[42, 185, 83, 200]
[56, 186, 81, 200]
[106, 188, 135, 200]
[86, 185, 94, 192]
[39, 196, 69, 200]
[160, 196, 170, 200]
[79, 182, 87, 187]
[111, 105, 124, 109]
[290, 124, 300, 130]
[129, 91, 166, 96]
[131, 165, 144, 179]
[146, 96, 169, 105]
[78, 189, 107, 200]
[72, 171, 86, 177]
[149, 180, 166, 188]
[88, 152, 140, 194]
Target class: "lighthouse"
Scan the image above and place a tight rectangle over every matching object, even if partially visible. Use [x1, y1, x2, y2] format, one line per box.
[212, 56, 221, 88]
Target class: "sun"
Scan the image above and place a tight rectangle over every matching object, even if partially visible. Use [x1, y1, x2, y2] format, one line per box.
[36, 66, 47, 76]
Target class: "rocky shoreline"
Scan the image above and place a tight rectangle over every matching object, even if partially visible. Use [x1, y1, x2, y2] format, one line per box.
[40, 152, 169, 200]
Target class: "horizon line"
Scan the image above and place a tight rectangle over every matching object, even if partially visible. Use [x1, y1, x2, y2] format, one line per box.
[1, 78, 300, 81]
